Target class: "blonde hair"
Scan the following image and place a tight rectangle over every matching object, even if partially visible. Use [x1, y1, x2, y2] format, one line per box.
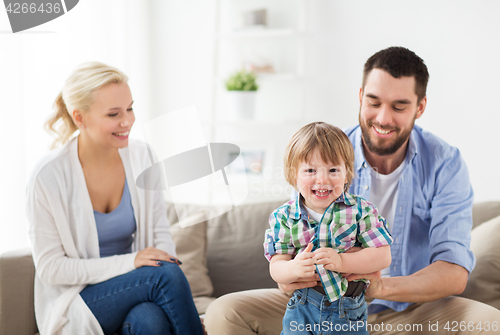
[284, 122, 355, 192]
[45, 62, 128, 149]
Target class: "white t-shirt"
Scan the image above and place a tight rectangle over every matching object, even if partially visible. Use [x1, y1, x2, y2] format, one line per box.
[369, 161, 405, 277]
[304, 204, 324, 223]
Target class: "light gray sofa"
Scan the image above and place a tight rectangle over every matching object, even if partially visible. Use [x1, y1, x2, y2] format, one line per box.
[1, 200, 500, 335]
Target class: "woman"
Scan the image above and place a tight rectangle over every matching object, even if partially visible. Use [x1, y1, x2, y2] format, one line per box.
[26, 62, 204, 335]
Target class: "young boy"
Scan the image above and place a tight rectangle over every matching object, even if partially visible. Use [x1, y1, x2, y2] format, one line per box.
[264, 122, 393, 335]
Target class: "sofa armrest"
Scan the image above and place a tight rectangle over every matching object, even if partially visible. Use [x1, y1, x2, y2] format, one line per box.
[472, 201, 500, 230]
[0, 248, 38, 335]
[461, 213, 500, 310]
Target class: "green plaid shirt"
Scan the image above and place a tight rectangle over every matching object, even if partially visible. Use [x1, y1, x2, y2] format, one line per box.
[264, 192, 393, 302]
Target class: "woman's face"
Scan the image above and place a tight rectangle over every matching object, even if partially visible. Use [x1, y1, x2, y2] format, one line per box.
[80, 82, 135, 149]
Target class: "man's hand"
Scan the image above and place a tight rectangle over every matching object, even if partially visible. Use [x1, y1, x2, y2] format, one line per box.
[278, 275, 320, 296]
[291, 243, 316, 278]
[345, 270, 383, 298]
[313, 247, 342, 272]
[327, 246, 384, 298]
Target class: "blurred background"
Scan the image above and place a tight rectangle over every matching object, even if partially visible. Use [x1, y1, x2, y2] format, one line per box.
[1, 0, 499, 254]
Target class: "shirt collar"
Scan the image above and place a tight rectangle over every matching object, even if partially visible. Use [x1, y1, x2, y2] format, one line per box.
[406, 126, 418, 163]
[353, 127, 368, 172]
[290, 191, 355, 221]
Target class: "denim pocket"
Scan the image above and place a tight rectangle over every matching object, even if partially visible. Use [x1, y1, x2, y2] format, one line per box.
[286, 290, 302, 310]
[345, 299, 368, 322]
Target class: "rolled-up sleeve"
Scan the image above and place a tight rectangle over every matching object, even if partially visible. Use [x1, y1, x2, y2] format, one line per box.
[263, 208, 295, 261]
[429, 147, 475, 273]
[357, 199, 393, 248]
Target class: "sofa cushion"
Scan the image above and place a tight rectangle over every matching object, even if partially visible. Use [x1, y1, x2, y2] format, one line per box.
[460, 214, 500, 310]
[167, 203, 215, 314]
[472, 201, 500, 230]
[0, 248, 38, 335]
[206, 199, 289, 297]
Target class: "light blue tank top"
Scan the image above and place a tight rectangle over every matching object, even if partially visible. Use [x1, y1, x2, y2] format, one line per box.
[94, 179, 137, 258]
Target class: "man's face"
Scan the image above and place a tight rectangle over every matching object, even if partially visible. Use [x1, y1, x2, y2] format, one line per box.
[359, 69, 426, 156]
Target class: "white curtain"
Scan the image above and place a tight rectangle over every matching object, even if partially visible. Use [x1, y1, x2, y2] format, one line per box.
[0, 0, 153, 254]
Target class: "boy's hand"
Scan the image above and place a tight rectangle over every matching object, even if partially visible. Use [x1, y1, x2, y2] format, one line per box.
[291, 243, 316, 278]
[313, 247, 342, 272]
[338, 246, 362, 277]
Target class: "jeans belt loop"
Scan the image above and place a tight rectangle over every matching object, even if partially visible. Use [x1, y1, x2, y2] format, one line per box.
[299, 287, 308, 303]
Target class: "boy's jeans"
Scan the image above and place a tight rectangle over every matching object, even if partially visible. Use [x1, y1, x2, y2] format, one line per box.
[80, 261, 203, 335]
[281, 288, 368, 335]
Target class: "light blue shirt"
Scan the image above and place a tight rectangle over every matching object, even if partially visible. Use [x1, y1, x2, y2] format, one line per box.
[345, 125, 475, 313]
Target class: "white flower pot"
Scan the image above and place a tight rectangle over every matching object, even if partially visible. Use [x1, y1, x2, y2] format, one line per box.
[225, 91, 257, 120]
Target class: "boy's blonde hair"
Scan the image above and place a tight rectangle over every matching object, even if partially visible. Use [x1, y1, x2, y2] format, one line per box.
[284, 122, 355, 192]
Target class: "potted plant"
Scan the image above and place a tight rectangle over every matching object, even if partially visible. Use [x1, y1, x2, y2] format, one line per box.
[225, 69, 259, 120]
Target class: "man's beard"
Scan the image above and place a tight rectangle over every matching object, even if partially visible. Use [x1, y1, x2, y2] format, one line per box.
[359, 110, 415, 156]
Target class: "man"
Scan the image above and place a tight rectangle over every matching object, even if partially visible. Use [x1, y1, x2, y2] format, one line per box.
[204, 47, 500, 334]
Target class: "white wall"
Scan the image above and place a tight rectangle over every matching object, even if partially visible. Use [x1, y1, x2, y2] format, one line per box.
[302, 0, 500, 203]
[147, 0, 216, 121]
[2, 0, 499, 253]
[153, 0, 500, 203]
[0, 0, 152, 254]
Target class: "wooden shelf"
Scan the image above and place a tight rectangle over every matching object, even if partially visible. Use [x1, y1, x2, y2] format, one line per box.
[215, 72, 300, 84]
[201, 119, 306, 127]
[217, 28, 299, 39]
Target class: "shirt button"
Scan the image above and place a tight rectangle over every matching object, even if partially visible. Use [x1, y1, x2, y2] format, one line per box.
[364, 185, 369, 190]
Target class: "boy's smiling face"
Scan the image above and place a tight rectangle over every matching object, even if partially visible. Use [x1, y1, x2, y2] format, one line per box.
[296, 149, 347, 214]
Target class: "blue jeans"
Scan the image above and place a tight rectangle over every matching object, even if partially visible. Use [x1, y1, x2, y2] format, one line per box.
[281, 288, 368, 335]
[80, 261, 204, 335]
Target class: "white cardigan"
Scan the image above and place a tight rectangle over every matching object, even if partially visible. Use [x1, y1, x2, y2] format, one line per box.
[26, 137, 176, 335]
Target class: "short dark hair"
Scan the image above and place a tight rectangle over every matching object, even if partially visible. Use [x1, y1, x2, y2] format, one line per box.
[362, 46, 429, 102]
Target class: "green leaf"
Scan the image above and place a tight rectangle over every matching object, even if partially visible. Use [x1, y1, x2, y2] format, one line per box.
[225, 69, 259, 91]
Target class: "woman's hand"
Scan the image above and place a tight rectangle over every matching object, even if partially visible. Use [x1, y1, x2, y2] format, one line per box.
[134, 247, 182, 268]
